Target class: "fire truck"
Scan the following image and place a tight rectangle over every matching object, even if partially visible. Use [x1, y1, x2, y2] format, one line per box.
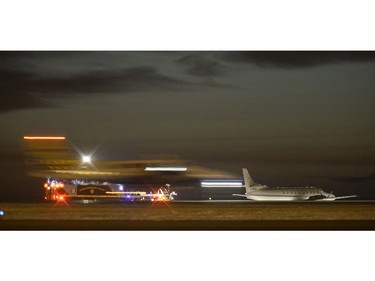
[43, 179, 177, 202]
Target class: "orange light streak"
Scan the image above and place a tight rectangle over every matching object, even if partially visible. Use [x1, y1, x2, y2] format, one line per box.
[23, 136, 66, 140]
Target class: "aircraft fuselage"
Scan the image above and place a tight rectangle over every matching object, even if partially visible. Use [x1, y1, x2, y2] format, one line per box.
[244, 187, 328, 201]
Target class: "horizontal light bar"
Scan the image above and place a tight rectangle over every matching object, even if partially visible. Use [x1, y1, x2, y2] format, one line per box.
[24, 136, 66, 140]
[201, 181, 243, 187]
[145, 167, 187, 171]
[106, 191, 147, 194]
[54, 170, 120, 175]
[201, 181, 243, 185]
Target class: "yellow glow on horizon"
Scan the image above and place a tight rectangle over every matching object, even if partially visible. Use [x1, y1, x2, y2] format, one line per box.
[23, 136, 66, 140]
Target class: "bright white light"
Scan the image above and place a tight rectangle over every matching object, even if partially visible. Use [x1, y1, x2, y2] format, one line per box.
[145, 167, 187, 171]
[201, 181, 243, 187]
[82, 155, 91, 163]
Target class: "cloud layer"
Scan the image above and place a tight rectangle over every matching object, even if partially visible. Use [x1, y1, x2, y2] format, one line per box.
[220, 51, 375, 68]
[176, 53, 222, 77]
[1, 51, 375, 114]
[0, 62, 191, 113]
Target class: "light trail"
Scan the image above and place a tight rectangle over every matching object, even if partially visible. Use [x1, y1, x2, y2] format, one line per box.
[23, 136, 66, 140]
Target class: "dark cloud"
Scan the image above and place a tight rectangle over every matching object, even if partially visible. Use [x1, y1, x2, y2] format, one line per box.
[0, 92, 50, 113]
[328, 174, 375, 183]
[0, 51, 91, 75]
[29, 66, 191, 94]
[0, 69, 51, 113]
[176, 53, 221, 77]
[0, 64, 191, 113]
[219, 51, 375, 68]
[0, 51, 99, 65]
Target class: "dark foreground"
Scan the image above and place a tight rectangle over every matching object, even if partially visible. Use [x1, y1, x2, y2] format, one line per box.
[1, 201, 375, 230]
[2, 219, 375, 230]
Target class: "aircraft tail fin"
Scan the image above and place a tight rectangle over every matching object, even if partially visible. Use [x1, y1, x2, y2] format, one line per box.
[242, 168, 258, 193]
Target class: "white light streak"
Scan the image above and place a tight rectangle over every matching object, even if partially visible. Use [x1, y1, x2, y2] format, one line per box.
[201, 181, 243, 187]
[145, 167, 187, 171]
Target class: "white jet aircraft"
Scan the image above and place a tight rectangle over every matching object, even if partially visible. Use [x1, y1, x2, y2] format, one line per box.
[233, 168, 356, 201]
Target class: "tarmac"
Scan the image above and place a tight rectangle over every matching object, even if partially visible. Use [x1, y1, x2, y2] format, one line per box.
[1, 200, 375, 230]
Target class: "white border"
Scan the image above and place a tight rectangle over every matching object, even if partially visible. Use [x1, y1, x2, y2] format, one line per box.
[0, 231, 374, 280]
[1, 0, 374, 50]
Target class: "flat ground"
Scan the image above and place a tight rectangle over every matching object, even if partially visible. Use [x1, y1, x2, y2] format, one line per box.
[1, 201, 375, 230]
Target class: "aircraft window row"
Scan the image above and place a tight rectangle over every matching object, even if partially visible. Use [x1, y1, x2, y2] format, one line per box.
[282, 190, 316, 195]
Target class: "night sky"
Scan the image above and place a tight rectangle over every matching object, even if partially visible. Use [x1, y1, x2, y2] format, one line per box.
[1, 51, 375, 200]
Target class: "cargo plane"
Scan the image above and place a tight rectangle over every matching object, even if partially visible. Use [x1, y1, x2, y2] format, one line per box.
[233, 168, 356, 201]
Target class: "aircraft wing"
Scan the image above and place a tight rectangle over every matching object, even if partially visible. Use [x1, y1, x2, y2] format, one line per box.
[333, 195, 357, 200]
[232, 194, 248, 198]
[318, 195, 357, 201]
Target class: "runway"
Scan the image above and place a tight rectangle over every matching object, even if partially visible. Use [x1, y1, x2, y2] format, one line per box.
[1, 200, 375, 230]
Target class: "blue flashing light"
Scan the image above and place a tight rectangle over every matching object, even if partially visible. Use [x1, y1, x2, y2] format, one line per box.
[126, 195, 131, 199]
[0, 210, 4, 216]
